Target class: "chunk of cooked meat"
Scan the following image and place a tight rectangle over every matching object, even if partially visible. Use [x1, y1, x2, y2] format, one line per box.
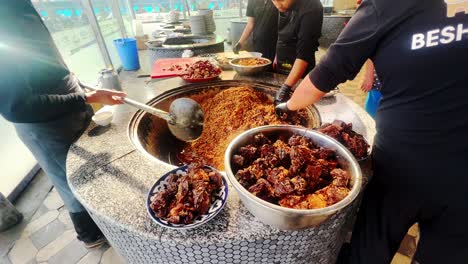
[248, 178, 274, 197]
[290, 145, 314, 174]
[149, 165, 223, 225]
[330, 168, 350, 187]
[318, 121, 370, 159]
[317, 185, 350, 205]
[233, 133, 352, 209]
[279, 195, 304, 208]
[253, 133, 271, 146]
[288, 135, 313, 148]
[232, 155, 245, 167]
[290, 176, 307, 194]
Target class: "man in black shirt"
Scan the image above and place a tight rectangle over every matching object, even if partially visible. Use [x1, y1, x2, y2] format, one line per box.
[272, 0, 323, 106]
[0, 1, 126, 248]
[234, 0, 278, 62]
[277, 0, 468, 262]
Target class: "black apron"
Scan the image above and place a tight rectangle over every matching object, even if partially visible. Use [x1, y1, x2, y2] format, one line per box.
[276, 10, 315, 76]
[251, 0, 278, 62]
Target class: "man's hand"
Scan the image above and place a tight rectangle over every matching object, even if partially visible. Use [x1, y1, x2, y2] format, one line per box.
[274, 84, 293, 106]
[85, 89, 126, 105]
[233, 42, 242, 54]
[275, 102, 293, 117]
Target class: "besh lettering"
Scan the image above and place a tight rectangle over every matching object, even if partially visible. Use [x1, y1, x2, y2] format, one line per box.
[411, 24, 467, 50]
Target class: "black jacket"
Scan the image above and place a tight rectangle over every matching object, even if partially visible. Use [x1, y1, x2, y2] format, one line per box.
[0, 0, 86, 123]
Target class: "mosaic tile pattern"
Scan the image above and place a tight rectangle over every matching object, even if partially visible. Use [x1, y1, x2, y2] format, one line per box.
[90, 199, 359, 264]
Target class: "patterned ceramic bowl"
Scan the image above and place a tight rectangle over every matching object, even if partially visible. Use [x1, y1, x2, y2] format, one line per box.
[146, 165, 229, 230]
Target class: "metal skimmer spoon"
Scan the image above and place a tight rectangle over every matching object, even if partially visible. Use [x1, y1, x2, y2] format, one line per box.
[81, 83, 204, 142]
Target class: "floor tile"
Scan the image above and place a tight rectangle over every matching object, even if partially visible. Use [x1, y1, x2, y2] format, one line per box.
[100, 247, 124, 264]
[42, 189, 64, 211]
[8, 238, 37, 264]
[35, 230, 76, 262]
[76, 245, 108, 264]
[57, 208, 74, 230]
[1, 254, 13, 264]
[30, 220, 67, 250]
[48, 239, 88, 264]
[21, 210, 59, 239]
[31, 205, 50, 222]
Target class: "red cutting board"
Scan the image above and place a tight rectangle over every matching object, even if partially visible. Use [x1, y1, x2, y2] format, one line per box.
[150, 58, 200, 79]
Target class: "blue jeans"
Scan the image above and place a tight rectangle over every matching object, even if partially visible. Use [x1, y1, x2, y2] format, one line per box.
[14, 106, 93, 213]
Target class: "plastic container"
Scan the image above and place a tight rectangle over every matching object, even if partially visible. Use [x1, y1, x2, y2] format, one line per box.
[113, 38, 140, 71]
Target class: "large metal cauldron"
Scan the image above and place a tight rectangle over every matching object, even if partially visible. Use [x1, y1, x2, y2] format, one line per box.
[128, 80, 322, 169]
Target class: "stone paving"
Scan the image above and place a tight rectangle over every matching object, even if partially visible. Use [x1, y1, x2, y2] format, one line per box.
[3, 187, 124, 264]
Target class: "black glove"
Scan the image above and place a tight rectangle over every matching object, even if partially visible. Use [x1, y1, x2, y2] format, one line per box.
[233, 42, 242, 54]
[274, 84, 293, 106]
[275, 102, 292, 117]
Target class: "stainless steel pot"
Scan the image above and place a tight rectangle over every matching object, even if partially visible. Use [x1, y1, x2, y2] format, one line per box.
[224, 125, 362, 230]
[128, 80, 322, 169]
[229, 57, 272, 76]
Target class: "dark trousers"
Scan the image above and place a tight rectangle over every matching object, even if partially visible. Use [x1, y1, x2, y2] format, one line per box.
[346, 145, 468, 264]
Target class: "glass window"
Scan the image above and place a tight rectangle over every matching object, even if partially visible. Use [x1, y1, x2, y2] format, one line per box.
[31, 0, 105, 83]
[119, 0, 135, 37]
[90, 0, 125, 69]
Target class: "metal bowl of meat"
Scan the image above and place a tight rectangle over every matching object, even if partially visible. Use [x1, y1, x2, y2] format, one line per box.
[181, 60, 222, 83]
[147, 164, 228, 229]
[229, 57, 272, 76]
[224, 125, 362, 230]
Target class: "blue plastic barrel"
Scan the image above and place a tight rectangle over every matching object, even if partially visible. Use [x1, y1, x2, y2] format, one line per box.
[113, 38, 140, 71]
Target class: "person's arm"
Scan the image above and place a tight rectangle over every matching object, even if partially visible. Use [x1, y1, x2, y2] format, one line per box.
[234, 0, 255, 53]
[238, 17, 255, 46]
[0, 62, 125, 123]
[361, 60, 375, 92]
[285, 1, 382, 111]
[284, 58, 308, 87]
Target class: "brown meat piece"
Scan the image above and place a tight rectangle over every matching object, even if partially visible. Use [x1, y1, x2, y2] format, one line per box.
[231, 132, 352, 210]
[317, 185, 350, 205]
[289, 145, 313, 174]
[272, 140, 291, 166]
[232, 155, 245, 167]
[288, 193, 328, 209]
[248, 178, 274, 197]
[254, 133, 271, 146]
[319, 121, 369, 159]
[209, 171, 223, 190]
[330, 168, 350, 187]
[290, 176, 307, 194]
[150, 166, 223, 225]
[279, 195, 304, 208]
[273, 178, 295, 198]
[193, 187, 211, 214]
[175, 176, 190, 203]
[288, 135, 313, 148]
[266, 167, 289, 184]
[239, 145, 259, 162]
[236, 168, 256, 187]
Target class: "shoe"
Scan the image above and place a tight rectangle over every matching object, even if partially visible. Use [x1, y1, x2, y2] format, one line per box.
[83, 236, 108, 249]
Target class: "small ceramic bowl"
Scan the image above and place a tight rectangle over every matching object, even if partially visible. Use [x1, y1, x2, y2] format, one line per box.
[92, 111, 113, 126]
[147, 165, 229, 230]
